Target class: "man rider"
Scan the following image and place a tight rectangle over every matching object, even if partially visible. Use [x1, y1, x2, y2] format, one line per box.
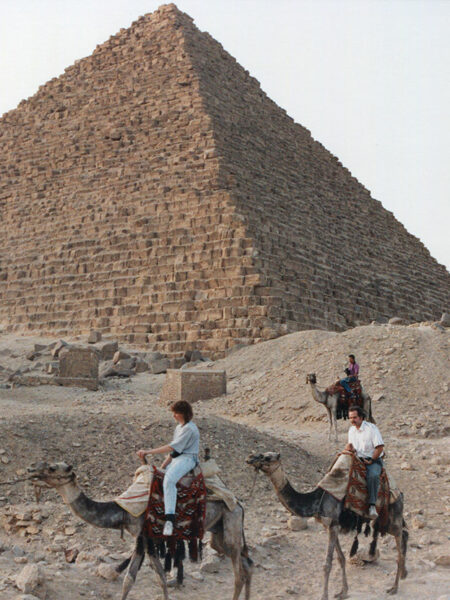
[345, 405, 384, 519]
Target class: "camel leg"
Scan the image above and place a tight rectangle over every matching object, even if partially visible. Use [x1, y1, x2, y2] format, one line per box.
[321, 525, 338, 600]
[230, 551, 246, 600]
[387, 530, 408, 595]
[333, 535, 348, 600]
[325, 406, 333, 441]
[121, 535, 145, 600]
[148, 553, 169, 600]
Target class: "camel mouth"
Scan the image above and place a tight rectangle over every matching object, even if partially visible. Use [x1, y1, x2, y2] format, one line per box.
[246, 453, 264, 466]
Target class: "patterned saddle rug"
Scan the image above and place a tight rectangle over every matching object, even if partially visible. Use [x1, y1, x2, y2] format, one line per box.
[318, 451, 392, 531]
[144, 465, 206, 579]
[326, 378, 363, 419]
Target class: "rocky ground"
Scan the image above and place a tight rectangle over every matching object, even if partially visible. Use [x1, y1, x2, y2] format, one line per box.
[0, 322, 449, 599]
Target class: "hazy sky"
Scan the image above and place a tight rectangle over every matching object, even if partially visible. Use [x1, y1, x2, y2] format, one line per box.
[1, 0, 449, 271]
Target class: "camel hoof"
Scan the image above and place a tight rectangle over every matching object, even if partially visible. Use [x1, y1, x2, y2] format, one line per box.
[386, 586, 398, 595]
[334, 592, 349, 599]
[401, 568, 408, 579]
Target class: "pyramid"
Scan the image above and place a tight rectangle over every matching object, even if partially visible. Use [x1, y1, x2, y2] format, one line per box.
[0, 4, 448, 359]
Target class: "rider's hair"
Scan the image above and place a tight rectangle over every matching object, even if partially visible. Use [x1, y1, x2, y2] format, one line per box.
[348, 405, 365, 419]
[348, 354, 355, 360]
[171, 400, 193, 423]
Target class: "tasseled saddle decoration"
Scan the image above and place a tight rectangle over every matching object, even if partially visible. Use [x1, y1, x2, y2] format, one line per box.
[144, 467, 207, 584]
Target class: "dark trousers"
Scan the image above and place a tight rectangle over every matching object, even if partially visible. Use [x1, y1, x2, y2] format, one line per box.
[366, 458, 383, 505]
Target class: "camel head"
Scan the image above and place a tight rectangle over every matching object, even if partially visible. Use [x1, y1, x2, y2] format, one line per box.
[246, 451, 281, 475]
[28, 461, 76, 490]
[306, 373, 317, 385]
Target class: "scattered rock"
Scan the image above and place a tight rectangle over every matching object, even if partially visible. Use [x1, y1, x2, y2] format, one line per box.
[51, 340, 69, 358]
[15, 564, 41, 594]
[412, 515, 426, 529]
[88, 330, 102, 344]
[288, 516, 308, 531]
[389, 317, 405, 325]
[440, 312, 450, 327]
[97, 341, 118, 361]
[112, 350, 131, 364]
[434, 555, 450, 567]
[200, 554, 221, 573]
[64, 547, 79, 563]
[149, 358, 170, 374]
[400, 462, 414, 471]
[97, 563, 119, 581]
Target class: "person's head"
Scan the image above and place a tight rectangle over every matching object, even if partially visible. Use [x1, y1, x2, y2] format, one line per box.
[348, 354, 356, 364]
[170, 400, 193, 425]
[348, 405, 365, 428]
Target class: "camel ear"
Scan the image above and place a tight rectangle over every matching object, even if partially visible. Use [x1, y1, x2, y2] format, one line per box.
[276, 453, 281, 460]
[66, 465, 73, 472]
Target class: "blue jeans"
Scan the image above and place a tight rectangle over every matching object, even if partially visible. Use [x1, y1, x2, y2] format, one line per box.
[340, 377, 356, 396]
[366, 458, 383, 505]
[163, 454, 197, 515]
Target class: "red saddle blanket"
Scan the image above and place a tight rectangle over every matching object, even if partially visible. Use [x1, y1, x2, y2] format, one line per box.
[144, 467, 206, 543]
[326, 378, 363, 419]
[344, 455, 390, 528]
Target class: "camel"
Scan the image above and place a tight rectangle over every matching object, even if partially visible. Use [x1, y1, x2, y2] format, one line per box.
[306, 373, 375, 441]
[27, 461, 253, 600]
[246, 452, 407, 600]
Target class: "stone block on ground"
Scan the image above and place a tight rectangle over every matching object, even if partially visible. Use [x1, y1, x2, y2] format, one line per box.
[56, 347, 99, 390]
[160, 369, 226, 403]
[97, 341, 118, 360]
[149, 358, 170, 374]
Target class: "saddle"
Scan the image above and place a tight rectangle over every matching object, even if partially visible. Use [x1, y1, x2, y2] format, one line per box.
[318, 452, 392, 530]
[326, 378, 363, 419]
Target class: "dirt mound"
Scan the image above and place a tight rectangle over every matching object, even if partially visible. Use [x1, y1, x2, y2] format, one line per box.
[203, 323, 450, 437]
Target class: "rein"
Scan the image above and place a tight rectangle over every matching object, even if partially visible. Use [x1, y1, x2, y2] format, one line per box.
[0, 477, 30, 486]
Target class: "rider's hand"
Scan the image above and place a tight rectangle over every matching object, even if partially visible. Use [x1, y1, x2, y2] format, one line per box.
[136, 450, 148, 460]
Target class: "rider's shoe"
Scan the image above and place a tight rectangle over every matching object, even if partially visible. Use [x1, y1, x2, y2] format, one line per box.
[163, 521, 174, 536]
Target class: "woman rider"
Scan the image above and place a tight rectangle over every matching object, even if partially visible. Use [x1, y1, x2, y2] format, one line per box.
[137, 400, 200, 536]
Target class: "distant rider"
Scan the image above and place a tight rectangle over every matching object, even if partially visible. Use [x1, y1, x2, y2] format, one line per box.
[339, 354, 359, 399]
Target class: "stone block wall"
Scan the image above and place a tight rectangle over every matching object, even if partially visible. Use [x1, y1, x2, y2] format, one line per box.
[0, 4, 448, 358]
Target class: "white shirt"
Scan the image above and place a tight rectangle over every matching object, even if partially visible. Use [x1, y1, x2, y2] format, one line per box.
[348, 421, 384, 459]
[169, 422, 200, 456]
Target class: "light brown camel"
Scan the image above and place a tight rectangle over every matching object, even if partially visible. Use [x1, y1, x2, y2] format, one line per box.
[246, 451, 407, 600]
[306, 373, 375, 441]
[28, 461, 252, 600]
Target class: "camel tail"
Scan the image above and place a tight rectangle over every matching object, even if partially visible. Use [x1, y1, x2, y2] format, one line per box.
[402, 521, 409, 557]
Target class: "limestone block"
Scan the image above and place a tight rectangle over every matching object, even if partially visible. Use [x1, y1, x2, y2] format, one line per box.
[160, 369, 226, 404]
[88, 330, 102, 343]
[149, 358, 170, 374]
[97, 341, 118, 360]
[57, 347, 99, 390]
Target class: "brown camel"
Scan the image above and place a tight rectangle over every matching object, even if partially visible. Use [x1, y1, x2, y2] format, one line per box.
[306, 373, 375, 441]
[246, 451, 407, 600]
[28, 461, 252, 600]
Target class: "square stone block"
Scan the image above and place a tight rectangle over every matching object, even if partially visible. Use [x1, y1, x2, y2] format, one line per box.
[160, 369, 226, 404]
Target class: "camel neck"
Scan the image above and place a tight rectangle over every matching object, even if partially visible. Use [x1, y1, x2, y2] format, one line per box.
[274, 479, 325, 518]
[63, 488, 126, 530]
